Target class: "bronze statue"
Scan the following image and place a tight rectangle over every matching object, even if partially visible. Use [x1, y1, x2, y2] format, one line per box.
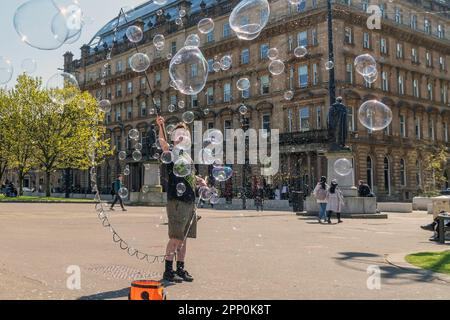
[328, 97, 349, 151]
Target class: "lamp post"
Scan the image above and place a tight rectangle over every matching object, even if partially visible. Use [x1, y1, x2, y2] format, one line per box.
[327, 0, 336, 105]
[240, 112, 249, 210]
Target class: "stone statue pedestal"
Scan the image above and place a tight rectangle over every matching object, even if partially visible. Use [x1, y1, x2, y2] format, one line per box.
[325, 150, 358, 197]
[304, 149, 378, 215]
[129, 161, 166, 206]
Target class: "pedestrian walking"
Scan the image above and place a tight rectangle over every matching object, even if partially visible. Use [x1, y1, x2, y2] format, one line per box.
[313, 176, 328, 223]
[326, 180, 344, 224]
[110, 174, 127, 211]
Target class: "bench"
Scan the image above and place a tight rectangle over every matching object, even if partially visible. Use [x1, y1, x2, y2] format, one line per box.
[437, 214, 450, 244]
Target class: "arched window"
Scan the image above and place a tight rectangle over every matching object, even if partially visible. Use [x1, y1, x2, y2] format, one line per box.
[367, 156, 374, 190]
[416, 160, 422, 186]
[384, 157, 391, 195]
[400, 159, 406, 186]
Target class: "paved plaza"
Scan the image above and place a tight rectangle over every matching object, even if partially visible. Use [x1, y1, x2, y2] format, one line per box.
[0, 203, 449, 300]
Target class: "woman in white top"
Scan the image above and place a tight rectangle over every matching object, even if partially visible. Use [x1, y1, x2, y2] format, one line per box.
[326, 180, 344, 224]
[313, 176, 328, 223]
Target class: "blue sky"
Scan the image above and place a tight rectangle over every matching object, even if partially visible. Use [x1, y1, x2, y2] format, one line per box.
[1, 0, 145, 87]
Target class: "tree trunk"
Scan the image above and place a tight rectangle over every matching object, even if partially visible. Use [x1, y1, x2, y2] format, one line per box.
[18, 170, 24, 197]
[45, 170, 51, 197]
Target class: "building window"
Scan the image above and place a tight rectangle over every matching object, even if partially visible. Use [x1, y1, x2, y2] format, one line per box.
[127, 104, 132, 120]
[170, 95, 177, 106]
[426, 52, 432, 67]
[191, 95, 198, 108]
[441, 84, 448, 104]
[298, 65, 308, 88]
[260, 76, 270, 94]
[262, 114, 271, 131]
[116, 60, 123, 73]
[223, 22, 231, 38]
[444, 122, 448, 142]
[287, 109, 293, 132]
[415, 117, 421, 139]
[413, 79, 420, 98]
[346, 63, 353, 84]
[127, 81, 133, 94]
[116, 83, 122, 97]
[224, 83, 231, 102]
[400, 114, 406, 137]
[380, 38, 388, 54]
[429, 118, 435, 141]
[381, 71, 389, 91]
[207, 31, 214, 43]
[241, 49, 250, 64]
[411, 48, 418, 63]
[362, 0, 369, 11]
[207, 58, 214, 72]
[396, 43, 403, 59]
[297, 31, 308, 47]
[367, 156, 374, 190]
[424, 19, 431, 35]
[398, 75, 404, 95]
[427, 82, 433, 101]
[297, 0, 306, 12]
[344, 27, 353, 44]
[154, 71, 161, 85]
[316, 106, 322, 129]
[347, 106, 355, 131]
[140, 77, 146, 90]
[400, 159, 406, 186]
[191, 64, 198, 78]
[438, 25, 445, 39]
[115, 106, 121, 122]
[384, 157, 391, 195]
[242, 87, 250, 99]
[207, 87, 214, 105]
[363, 32, 370, 49]
[171, 41, 177, 55]
[312, 63, 318, 85]
[410, 15, 417, 29]
[311, 27, 318, 46]
[439, 56, 446, 71]
[140, 101, 147, 117]
[299, 107, 310, 132]
[260, 44, 269, 59]
[416, 160, 422, 186]
[395, 8, 402, 24]
[106, 87, 112, 99]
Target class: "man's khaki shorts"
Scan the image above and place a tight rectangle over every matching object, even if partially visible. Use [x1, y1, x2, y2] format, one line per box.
[167, 200, 197, 240]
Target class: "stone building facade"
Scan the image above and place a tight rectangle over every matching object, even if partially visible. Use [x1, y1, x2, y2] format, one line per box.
[60, 0, 449, 201]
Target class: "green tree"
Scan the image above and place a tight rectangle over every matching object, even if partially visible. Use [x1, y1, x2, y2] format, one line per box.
[417, 143, 450, 196]
[28, 83, 111, 197]
[0, 76, 39, 195]
[0, 88, 8, 184]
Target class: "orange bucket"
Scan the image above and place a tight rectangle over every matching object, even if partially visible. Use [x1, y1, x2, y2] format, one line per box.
[129, 280, 166, 300]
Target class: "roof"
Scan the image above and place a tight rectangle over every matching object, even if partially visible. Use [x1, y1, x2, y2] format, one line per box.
[87, 0, 209, 53]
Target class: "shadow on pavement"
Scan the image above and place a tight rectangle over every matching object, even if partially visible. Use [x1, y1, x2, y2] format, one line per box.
[78, 287, 129, 300]
[335, 252, 448, 286]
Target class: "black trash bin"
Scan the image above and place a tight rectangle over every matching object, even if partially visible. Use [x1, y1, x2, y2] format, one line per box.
[292, 191, 304, 213]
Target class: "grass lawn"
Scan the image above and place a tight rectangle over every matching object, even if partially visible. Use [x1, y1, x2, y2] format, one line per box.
[0, 194, 94, 203]
[405, 251, 450, 275]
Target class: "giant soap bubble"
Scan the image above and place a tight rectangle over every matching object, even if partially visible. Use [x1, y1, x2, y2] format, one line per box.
[354, 54, 377, 77]
[229, 0, 270, 40]
[129, 53, 150, 73]
[0, 57, 14, 85]
[212, 166, 233, 182]
[169, 46, 208, 95]
[358, 100, 393, 131]
[334, 158, 353, 176]
[46, 71, 79, 104]
[14, 0, 70, 50]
